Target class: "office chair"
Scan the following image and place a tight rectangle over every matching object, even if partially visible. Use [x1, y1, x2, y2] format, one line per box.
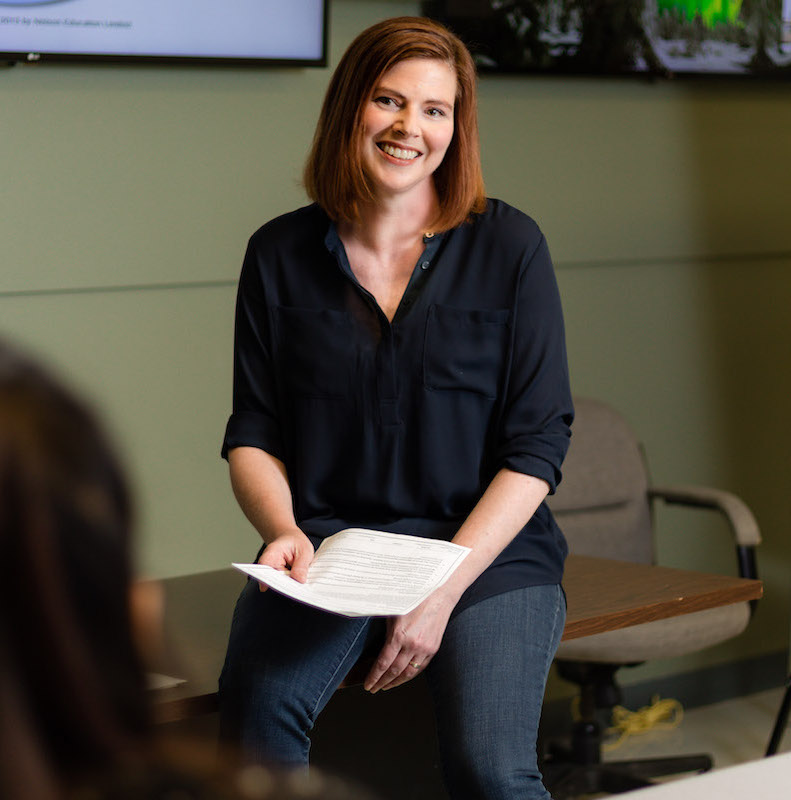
[542, 397, 761, 799]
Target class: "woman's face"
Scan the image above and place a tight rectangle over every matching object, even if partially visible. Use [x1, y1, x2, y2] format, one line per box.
[360, 57, 457, 204]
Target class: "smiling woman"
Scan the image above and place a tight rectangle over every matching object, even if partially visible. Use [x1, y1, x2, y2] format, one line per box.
[360, 58, 456, 206]
[219, 16, 574, 800]
[303, 16, 484, 232]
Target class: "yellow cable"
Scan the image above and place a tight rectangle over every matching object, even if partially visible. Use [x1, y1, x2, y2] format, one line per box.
[605, 696, 684, 751]
[569, 694, 685, 752]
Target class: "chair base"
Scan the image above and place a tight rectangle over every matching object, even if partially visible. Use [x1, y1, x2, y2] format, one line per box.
[545, 663, 713, 796]
[765, 674, 791, 756]
[542, 748, 712, 798]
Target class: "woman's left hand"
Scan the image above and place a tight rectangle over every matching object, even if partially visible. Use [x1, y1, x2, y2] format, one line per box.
[363, 591, 456, 693]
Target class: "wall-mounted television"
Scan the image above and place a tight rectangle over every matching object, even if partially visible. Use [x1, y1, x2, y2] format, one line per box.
[0, 0, 328, 67]
[424, 0, 791, 79]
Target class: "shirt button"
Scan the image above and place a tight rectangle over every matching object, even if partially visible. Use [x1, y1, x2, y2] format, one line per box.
[420, 261, 430, 270]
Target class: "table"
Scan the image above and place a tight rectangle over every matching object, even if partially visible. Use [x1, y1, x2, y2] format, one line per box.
[151, 555, 763, 723]
[562, 555, 762, 640]
[616, 751, 791, 799]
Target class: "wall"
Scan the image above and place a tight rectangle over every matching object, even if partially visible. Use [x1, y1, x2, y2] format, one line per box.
[1, 0, 789, 690]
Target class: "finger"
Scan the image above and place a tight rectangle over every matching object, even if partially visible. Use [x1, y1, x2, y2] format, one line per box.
[255, 557, 279, 591]
[364, 641, 404, 692]
[256, 547, 293, 590]
[257, 547, 287, 570]
[380, 655, 430, 692]
[364, 618, 404, 691]
[368, 648, 429, 694]
[367, 660, 408, 693]
[289, 549, 312, 584]
[364, 655, 398, 693]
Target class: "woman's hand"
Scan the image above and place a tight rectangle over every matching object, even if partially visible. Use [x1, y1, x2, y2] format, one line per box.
[364, 590, 455, 693]
[256, 529, 315, 591]
[227, 447, 314, 592]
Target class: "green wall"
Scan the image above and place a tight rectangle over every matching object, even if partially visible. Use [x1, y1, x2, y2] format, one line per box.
[1, 0, 789, 688]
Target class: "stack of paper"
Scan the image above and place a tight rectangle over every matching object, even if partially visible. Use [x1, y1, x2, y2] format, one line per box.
[233, 527, 470, 617]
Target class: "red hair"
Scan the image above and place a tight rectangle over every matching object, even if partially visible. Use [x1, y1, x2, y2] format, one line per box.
[303, 16, 486, 232]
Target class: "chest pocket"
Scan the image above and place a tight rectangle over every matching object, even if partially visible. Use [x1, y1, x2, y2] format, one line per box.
[275, 307, 355, 398]
[423, 305, 510, 398]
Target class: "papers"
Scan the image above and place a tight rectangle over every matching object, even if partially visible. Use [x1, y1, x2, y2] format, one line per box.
[147, 672, 186, 691]
[233, 527, 471, 617]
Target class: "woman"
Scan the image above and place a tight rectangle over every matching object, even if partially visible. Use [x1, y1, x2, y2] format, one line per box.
[219, 16, 573, 800]
[0, 340, 374, 800]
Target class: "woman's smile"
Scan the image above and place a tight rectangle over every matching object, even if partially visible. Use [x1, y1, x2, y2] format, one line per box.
[376, 142, 421, 161]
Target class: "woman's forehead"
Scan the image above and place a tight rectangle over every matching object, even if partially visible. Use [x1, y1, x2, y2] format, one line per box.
[371, 57, 458, 98]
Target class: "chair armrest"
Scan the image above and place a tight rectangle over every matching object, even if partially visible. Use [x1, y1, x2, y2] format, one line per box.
[648, 485, 762, 548]
[649, 484, 760, 590]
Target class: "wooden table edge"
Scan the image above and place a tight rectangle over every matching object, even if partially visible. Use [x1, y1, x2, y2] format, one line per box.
[561, 554, 763, 641]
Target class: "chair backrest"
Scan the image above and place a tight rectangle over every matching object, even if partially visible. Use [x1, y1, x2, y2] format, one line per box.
[547, 397, 654, 564]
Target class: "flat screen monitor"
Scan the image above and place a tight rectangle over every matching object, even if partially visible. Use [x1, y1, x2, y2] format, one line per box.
[424, 1, 791, 79]
[0, 0, 328, 67]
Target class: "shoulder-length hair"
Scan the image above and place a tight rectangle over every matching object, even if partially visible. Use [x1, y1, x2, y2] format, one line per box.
[0, 341, 148, 799]
[303, 16, 486, 232]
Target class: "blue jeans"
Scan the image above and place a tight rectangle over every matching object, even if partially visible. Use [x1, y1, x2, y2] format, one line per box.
[219, 582, 565, 799]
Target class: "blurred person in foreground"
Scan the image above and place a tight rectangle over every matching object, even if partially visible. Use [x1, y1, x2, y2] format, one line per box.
[0, 339, 376, 800]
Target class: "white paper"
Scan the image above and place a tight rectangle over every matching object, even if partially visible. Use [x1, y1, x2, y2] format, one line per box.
[233, 528, 471, 617]
[147, 672, 186, 690]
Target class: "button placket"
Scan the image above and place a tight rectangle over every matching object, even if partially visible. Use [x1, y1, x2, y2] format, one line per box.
[376, 324, 401, 427]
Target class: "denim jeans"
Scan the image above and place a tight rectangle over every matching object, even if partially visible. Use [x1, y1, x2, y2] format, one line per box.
[219, 581, 565, 799]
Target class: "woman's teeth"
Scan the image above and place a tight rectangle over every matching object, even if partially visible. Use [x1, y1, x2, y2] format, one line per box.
[380, 143, 419, 160]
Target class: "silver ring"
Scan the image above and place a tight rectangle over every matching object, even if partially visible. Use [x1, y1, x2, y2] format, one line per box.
[409, 661, 421, 669]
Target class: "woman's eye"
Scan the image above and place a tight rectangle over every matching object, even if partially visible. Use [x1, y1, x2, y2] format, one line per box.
[375, 96, 396, 107]
[426, 107, 445, 118]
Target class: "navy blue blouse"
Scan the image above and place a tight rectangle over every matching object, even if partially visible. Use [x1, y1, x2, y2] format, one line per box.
[222, 199, 573, 615]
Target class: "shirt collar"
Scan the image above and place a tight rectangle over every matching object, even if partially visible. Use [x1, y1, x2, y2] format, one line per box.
[323, 218, 445, 264]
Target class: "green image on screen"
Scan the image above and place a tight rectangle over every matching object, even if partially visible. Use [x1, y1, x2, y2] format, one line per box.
[656, 1, 743, 27]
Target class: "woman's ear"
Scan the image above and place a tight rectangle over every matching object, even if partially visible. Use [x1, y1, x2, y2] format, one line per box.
[128, 578, 164, 668]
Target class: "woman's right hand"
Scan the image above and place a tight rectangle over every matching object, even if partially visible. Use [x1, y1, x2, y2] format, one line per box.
[256, 529, 315, 591]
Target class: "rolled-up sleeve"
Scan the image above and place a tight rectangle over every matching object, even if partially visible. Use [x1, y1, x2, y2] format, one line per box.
[221, 237, 285, 461]
[494, 233, 574, 492]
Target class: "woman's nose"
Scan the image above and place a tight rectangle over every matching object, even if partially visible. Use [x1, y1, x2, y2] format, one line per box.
[392, 106, 419, 137]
